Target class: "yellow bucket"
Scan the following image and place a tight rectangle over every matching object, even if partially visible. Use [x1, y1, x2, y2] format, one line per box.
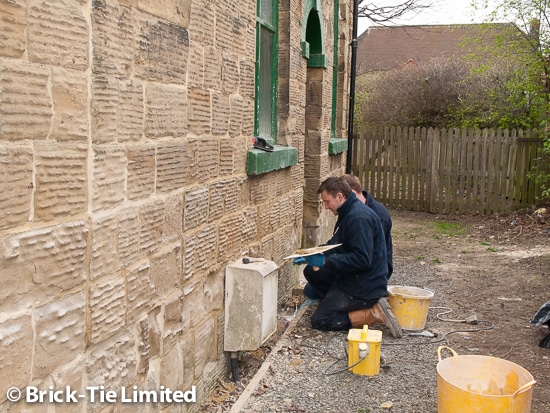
[387, 285, 434, 331]
[437, 347, 536, 413]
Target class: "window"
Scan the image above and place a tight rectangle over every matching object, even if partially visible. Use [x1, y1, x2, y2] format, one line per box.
[255, 0, 278, 143]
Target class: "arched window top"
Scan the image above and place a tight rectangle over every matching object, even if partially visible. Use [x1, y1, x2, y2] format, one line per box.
[301, 0, 327, 68]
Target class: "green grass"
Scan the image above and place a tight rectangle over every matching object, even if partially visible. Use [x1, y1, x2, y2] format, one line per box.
[430, 221, 465, 237]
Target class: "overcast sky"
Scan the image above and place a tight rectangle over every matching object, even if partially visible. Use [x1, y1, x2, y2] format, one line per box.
[358, 0, 502, 33]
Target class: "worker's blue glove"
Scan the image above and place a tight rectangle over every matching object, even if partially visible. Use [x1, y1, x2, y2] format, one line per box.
[293, 253, 325, 267]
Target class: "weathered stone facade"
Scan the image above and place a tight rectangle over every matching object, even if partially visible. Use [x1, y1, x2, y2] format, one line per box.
[0, 0, 352, 411]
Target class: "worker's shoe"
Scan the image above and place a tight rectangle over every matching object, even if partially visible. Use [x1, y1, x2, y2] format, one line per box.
[348, 298, 403, 338]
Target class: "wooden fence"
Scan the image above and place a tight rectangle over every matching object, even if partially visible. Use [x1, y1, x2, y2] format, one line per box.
[351, 126, 548, 214]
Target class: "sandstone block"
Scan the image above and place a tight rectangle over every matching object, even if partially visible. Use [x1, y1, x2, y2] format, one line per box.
[193, 317, 215, 379]
[92, 144, 126, 212]
[182, 281, 206, 328]
[33, 289, 86, 379]
[203, 47, 222, 91]
[139, 200, 165, 258]
[0, 221, 87, 312]
[127, 145, 155, 201]
[89, 275, 126, 344]
[0, 314, 33, 404]
[188, 1, 215, 46]
[183, 224, 217, 280]
[160, 343, 183, 391]
[163, 194, 183, 243]
[217, 213, 245, 260]
[204, 270, 223, 312]
[0, 0, 26, 58]
[34, 143, 88, 220]
[127, 262, 155, 325]
[183, 186, 208, 231]
[163, 294, 186, 353]
[0, 145, 32, 231]
[145, 83, 188, 138]
[86, 331, 137, 390]
[156, 144, 187, 193]
[51, 68, 89, 142]
[208, 178, 239, 222]
[238, 56, 255, 90]
[222, 53, 239, 95]
[149, 244, 182, 300]
[187, 88, 211, 135]
[91, 74, 119, 143]
[134, 9, 189, 83]
[27, 0, 88, 69]
[117, 207, 140, 270]
[228, 95, 244, 137]
[211, 92, 230, 136]
[137, 310, 161, 374]
[91, 215, 118, 281]
[118, 79, 144, 142]
[137, 0, 191, 27]
[91, 1, 133, 76]
[187, 42, 204, 88]
[0, 62, 52, 141]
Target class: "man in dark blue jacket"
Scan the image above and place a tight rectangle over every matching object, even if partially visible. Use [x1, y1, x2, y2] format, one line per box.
[342, 174, 393, 280]
[295, 177, 402, 337]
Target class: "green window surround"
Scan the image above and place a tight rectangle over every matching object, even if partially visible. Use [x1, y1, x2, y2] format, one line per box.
[254, 0, 278, 143]
[247, 0, 298, 175]
[328, 0, 347, 154]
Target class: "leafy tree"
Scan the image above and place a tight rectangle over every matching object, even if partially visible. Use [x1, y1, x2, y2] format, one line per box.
[474, 0, 550, 198]
[356, 52, 538, 129]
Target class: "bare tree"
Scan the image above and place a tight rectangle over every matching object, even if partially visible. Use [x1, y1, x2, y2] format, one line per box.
[358, 0, 433, 24]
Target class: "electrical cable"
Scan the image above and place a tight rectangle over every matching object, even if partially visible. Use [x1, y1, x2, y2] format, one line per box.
[430, 306, 469, 322]
[382, 319, 495, 346]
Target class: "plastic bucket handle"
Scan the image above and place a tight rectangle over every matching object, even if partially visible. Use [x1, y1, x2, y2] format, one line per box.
[512, 380, 536, 398]
[437, 345, 458, 361]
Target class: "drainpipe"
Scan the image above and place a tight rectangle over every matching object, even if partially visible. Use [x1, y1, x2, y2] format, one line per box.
[346, 0, 359, 173]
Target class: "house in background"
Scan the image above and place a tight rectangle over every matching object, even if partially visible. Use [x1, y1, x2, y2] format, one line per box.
[356, 23, 520, 73]
[0, 0, 353, 410]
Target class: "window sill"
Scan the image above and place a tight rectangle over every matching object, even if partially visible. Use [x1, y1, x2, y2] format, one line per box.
[328, 138, 348, 155]
[246, 145, 298, 175]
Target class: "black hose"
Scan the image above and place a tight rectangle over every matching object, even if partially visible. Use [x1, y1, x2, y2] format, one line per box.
[230, 352, 240, 382]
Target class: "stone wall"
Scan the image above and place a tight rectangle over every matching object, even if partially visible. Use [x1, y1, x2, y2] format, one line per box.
[0, 0, 351, 411]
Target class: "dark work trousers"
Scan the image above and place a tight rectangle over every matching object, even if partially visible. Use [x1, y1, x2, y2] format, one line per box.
[303, 265, 378, 331]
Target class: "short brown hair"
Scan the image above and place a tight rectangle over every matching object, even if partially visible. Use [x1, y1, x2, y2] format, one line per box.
[342, 174, 363, 193]
[317, 176, 352, 198]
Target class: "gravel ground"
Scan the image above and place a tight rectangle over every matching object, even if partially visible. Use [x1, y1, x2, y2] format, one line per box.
[199, 209, 550, 413]
[229, 256, 466, 413]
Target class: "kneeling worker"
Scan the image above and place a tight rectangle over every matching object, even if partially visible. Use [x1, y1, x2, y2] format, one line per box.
[295, 177, 402, 338]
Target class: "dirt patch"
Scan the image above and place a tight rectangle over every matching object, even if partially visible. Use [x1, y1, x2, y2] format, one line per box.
[199, 207, 550, 412]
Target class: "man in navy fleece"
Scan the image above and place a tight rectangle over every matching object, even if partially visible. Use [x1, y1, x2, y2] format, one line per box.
[295, 177, 402, 337]
[342, 174, 393, 281]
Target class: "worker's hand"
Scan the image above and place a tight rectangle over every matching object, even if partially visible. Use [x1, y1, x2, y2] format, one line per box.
[292, 254, 325, 267]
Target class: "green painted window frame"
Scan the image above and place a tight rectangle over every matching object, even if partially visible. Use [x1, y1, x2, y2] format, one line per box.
[254, 0, 278, 144]
[328, 0, 347, 154]
[247, 0, 298, 175]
